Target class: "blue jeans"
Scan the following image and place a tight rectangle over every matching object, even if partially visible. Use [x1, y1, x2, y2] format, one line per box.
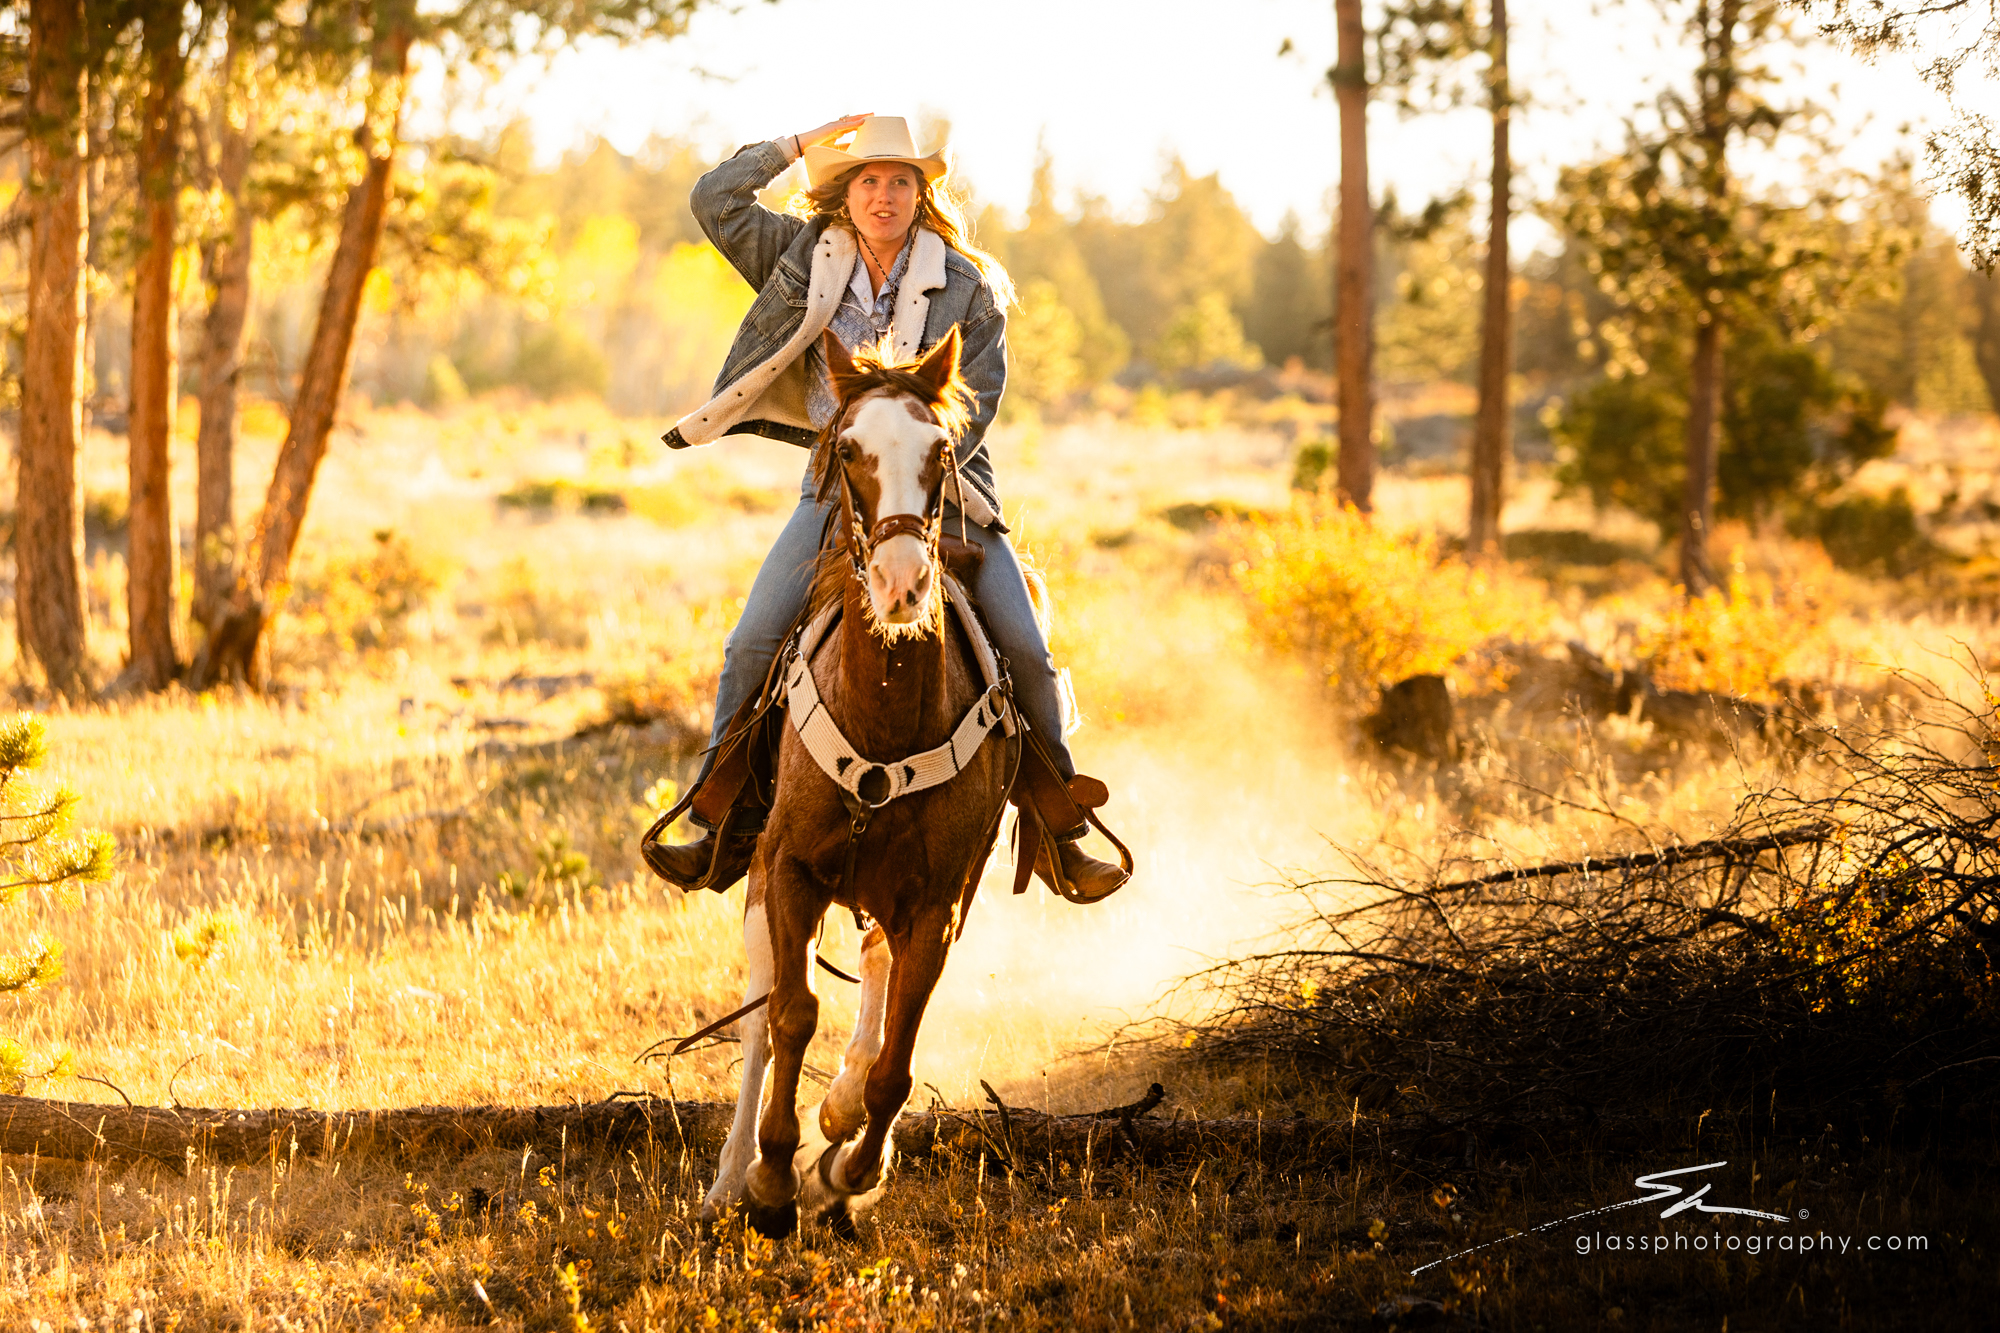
[694, 465, 1076, 820]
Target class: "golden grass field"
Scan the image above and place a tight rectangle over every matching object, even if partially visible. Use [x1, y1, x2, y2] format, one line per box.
[0, 397, 1993, 1328]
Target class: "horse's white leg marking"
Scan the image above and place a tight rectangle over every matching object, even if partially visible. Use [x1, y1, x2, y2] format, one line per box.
[821, 925, 890, 1142]
[796, 924, 893, 1226]
[703, 898, 771, 1221]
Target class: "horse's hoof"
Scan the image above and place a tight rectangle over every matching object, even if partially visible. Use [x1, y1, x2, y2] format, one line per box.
[815, 1142, 847, 1194]
[742, 1197, 798, 1240]
[819, 1099, 862, 1145]
[816, 1198, 858, 1242]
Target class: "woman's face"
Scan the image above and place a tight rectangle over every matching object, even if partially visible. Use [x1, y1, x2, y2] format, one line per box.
[846, 164, 920, 250]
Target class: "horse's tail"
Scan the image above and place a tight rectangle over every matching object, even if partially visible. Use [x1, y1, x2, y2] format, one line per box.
[1021, 562, 1052, 640]
[1013, 551, 1078, 736]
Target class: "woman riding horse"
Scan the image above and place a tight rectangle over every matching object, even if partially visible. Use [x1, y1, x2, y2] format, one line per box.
[645, 113, 1129, 903]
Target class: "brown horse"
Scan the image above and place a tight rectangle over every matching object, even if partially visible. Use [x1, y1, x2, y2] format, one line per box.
[703, 328, 1015, 1237]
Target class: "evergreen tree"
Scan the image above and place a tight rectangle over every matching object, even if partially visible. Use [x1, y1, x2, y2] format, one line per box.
[0, 715, 114, 1094]
[1245, 213, 1331, 369]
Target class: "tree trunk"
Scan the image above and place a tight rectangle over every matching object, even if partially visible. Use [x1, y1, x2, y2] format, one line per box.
[1971, 269, 2000, 417]
[126, 7, 184, 691]
[193, 17, 256, 639]
[0, 1090, 1350, 1171]
[191, 15, 413, 689]
[82, 84, 107, 436]
[1333, 0, 1375, 513]
[19, 0, 91, 698]
[1467, 0, 1511, 561]
[1680, 312, 1724, 593]
[1679, 0, 1738, 596]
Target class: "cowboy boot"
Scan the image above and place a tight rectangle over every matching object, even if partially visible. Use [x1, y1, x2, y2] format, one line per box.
[641, 828, 758, 892]
[1010, 761, 1133, 904]
[1033, 834, 1130, 903]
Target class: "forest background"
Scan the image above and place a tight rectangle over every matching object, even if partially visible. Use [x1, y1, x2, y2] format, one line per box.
[4, 0, 2000, 1326]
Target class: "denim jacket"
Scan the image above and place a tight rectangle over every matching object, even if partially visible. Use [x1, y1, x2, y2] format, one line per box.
[660, 140, 1009, 528]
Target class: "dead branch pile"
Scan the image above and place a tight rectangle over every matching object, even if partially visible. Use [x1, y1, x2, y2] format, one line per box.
[1182, 680, 2000, 1140]
[0, 1086, 1350, 1172]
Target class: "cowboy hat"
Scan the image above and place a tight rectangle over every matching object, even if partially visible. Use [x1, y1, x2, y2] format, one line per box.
[803, 115, 948, 189]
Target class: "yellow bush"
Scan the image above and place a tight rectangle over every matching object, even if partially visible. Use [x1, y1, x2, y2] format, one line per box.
[282, 530, 444, 654]
[1225, 499, 1543, 707]
[1635, 569, 1824, 701]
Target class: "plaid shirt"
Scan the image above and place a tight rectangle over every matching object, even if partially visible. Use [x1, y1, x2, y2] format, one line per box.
[805, 233, 915, 429]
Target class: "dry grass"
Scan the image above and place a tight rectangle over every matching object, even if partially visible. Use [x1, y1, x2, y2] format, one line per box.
[0, 400, 1993, 1326]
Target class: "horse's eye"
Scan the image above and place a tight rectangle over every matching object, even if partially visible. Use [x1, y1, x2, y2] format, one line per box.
[837, 441, 855, 463]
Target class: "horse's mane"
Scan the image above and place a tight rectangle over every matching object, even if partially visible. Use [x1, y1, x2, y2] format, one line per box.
[808, 336, 976, 634]
[807, 337, 975, 501]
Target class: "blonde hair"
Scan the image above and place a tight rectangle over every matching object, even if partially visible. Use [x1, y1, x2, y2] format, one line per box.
[801, 162, 1016, 309]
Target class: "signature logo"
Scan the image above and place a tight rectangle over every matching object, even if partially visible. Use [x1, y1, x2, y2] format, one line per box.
[1410, 1160, 1788, 1276]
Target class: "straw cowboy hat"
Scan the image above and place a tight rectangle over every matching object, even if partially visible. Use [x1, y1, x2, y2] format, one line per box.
[803, 115, 948, 189]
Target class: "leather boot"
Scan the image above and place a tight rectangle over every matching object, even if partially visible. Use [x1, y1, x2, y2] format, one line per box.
[642, 828, 758, 893]
[1034, 834, 1130, 903]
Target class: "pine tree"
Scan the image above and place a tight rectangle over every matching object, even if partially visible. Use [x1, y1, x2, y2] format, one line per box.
[0, 715, 114, 1093]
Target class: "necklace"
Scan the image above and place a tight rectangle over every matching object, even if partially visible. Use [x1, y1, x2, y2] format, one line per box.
[855, 227, 906, 294]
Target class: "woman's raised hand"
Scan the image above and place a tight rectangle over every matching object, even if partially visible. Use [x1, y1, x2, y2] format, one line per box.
[794, 115, 872, 151]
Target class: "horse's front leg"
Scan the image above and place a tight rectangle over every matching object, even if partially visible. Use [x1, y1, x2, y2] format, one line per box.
[820, 924, 890, 1142]
[742, 859, 826, 1238]
[823, 903, 953, 1200]
[703, 895, 772, 1226]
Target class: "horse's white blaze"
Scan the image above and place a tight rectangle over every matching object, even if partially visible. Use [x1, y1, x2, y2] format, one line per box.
[848, 396, 945, 626]
[704, 899, 772, 1221]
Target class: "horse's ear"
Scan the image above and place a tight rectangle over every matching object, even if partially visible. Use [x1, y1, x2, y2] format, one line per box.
[822, 329, 858, 387]
[914, 326, 961, 394]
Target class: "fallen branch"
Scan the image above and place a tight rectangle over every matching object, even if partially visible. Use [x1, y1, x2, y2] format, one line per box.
[1433, 822, 1834, 893]
[0, 1092, 1343, 1171]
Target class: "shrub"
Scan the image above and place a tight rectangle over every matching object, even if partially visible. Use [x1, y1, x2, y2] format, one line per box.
[1225, 499, 1544, 709]
[1794, 488, 1939, 578]
[483, 558, 592, 650]
[421, 354, 469, 409]
[0, 716, 115, 1093]
[498, 478, 628, 514]
[1553, 321, 1895, 539]
[510, 321, 610, 400]
[283, 529, 444, 654]
[1635, 569, 1825, 701]
[1289, 436, 1334, 492]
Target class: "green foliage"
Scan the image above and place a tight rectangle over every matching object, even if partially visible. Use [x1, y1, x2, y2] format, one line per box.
[171, 914, 238, 973]
[498, 831, 600, 903]
[1291, 436, 1336, 492]
[422, 353, 469, 409]
[1070, 159, 1265, 377]
[1245, 214, 1331, 370]
[1794, 488, 1940, 577]
[0, 715, 112, 1090]
[1553, 313, 1896, 537]
[1822, 188, 1997, 415]
[1550, 372, 1688, 535]
[1376, 203, 1483, 385]
[284, 530, 443, 654]
[510, 321, 611, 399]
[1152, 292, 1262, 378]
[497, 479, 628, 513]
[994, 152, 1130, 387]
[1003, 280, 1085, 411]
[0, 934, 63, 994]
[0, 1035, 71, 1096]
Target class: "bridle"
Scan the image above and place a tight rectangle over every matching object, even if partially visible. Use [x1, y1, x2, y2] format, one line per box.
[822, 402, 965, 595]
